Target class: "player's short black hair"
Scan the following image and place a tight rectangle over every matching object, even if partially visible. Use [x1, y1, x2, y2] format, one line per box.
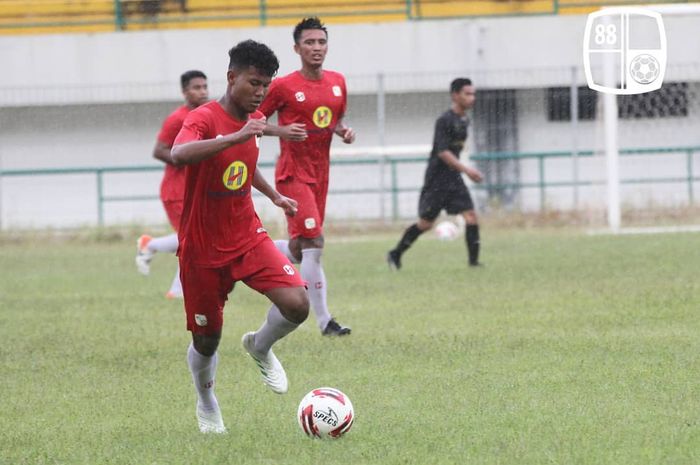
[293, 16, 327, 44]
[450, 78, 473, 94]
[180, 70, 207, 90]
[227, 40, 279, 77]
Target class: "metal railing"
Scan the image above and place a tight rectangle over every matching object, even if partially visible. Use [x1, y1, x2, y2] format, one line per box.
[470, 146, 700, 213]
[1, 146, 698, 228]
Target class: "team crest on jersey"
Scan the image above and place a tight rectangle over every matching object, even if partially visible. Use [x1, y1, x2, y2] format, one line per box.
[312, 106, 332, 128]
[304, 217, 317, 229]
[222, 161, 248, 190]
[295, 91, 306, 102]
[332, 85, 342, 97]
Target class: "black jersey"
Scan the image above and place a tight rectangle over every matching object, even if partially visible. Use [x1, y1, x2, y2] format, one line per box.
[423, 109, 469, 191]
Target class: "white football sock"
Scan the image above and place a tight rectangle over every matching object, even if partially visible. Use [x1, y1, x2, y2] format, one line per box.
[300, 248, 331, 331]
[148, 233, 179, 253]
[187, 343, 218, 412]
[252, 305, 300, 355]
[168, 265, 183, 296]
[273, 239, 299, 264]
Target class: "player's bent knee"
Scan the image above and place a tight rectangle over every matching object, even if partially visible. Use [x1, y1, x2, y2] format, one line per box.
[464, 210, 478, 224]
[192, 332, 221, 357]
[279, 288, 309, 324]
[288, 306, 309, 325]
[417, 218, 434, 231]
[299, 235, 324, 250]
[288, 241, 303, 263]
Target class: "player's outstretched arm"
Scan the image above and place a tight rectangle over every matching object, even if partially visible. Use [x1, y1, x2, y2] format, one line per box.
[263, 122, 308, 141]
[252, 169, 298, 216]
[437, 150, 483, 183]
[171, 118, 266, 166]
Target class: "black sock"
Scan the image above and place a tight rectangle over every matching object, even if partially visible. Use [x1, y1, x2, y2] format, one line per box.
[466, 224, 480, 265]
[393, 224, 424, 255]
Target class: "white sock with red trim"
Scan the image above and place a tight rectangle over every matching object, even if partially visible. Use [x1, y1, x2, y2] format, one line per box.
[252, 305, 300, 355]
[148, 233, 178, 253]
[187, 343, 218, 412]
[300, 248, 331, 331]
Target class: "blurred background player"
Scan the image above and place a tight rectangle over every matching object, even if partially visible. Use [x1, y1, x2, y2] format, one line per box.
[170, 40, 309, 434]
[260, 17, 355, 337]
[135, 70, 209, 298]
[387, 78, 484, 270]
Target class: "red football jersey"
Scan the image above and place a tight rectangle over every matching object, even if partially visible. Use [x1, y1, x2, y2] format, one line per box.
[157, 105, 191, 202]
[174, 101, 268, 267]
[258, 70, 347, 184]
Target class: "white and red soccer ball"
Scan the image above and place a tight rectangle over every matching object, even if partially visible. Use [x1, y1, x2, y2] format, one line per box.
[297, 387, 354, 439]
[434, 220, 459, 241]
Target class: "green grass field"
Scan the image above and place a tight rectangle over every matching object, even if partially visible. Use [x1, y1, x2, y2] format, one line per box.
[1, 227, 699, 465]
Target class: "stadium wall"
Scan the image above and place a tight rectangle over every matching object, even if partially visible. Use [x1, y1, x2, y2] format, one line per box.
[1, 14, 699, 228]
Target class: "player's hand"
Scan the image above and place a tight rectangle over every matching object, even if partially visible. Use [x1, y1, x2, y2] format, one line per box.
[338, 127, 356, 144]
[465, 166, 483, 183]
[281, 123, 307, 141]
[274, 195, 298, 216]
[238, 116, 267, 141]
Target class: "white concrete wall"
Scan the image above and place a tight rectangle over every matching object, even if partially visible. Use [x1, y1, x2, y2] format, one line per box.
[2, 13, 699, 103]
[1, 13, 699, 228]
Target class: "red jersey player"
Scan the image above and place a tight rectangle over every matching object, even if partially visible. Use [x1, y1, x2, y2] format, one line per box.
[135, 70, 208, 299]
[171, 40, 309, 434]
[260, 17, 356, 337]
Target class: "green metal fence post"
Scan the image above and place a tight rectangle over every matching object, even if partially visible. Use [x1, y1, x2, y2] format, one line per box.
[405, 0, 413, 19]
[539, 155, 545, 211]
[114, 0, 125, 30]
[687, 149, 694, 204]
[97, 170, 104, 227]
[259, 0, 267, 26]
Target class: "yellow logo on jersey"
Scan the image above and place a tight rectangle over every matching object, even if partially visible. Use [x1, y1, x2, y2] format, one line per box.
[312, 106, 333, 128]
[222, 161, 248, 190]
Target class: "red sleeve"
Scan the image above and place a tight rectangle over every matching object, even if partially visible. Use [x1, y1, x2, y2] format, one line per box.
[174, 109, 211, 146]
[258, 79, 284, 118]
[157, 109, 186, 146]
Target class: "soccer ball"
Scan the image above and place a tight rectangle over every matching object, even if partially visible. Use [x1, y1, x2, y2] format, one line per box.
[629, 54, 660, 84]
[434, 220, 459, 241]
[297, 387, 354, 439]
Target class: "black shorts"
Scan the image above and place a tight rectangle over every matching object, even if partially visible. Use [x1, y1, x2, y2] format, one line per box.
[418, 184, 474, 221]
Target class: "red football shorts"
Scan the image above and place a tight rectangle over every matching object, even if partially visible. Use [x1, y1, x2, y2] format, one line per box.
[162, 199, 184, 231]
[180, 238, 305, 335]
[277, 178, 328, 239]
